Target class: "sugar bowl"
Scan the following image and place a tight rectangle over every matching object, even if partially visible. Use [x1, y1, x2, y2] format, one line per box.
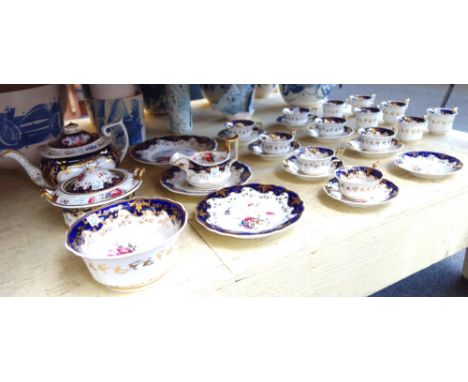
[41, 164, 144, 226]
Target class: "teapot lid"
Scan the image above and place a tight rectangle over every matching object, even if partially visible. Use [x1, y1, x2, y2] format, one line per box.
[37, 122, 112, 159]
[43, 166, 144, 208]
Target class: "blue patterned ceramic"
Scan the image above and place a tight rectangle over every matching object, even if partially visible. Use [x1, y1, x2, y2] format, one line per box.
[160, 161, 253, 196]
[196, 183, 304, 238]
[201, 84, 256, 118]
[324, 177, 399, 208]
[131, 135, 217, 166]
[66, 197, 187, 292]
[166, 85, 192, 133]
[87, 92, 146, 145]
[279, 84, 334, 107]
[0, 85, 63, 169]
[394, 151, 463, 178]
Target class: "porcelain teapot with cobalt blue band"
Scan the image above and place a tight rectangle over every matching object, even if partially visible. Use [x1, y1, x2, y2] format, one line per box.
[0, 119, 129, 188]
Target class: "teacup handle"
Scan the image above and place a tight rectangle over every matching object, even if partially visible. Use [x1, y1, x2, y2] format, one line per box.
[372, 161, 381, 170]
[282, 107, 291, 115]
[330, 156, 344, 170]
[225, 121, 234, 129]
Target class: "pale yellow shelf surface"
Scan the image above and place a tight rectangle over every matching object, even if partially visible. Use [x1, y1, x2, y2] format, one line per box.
[1, 94, 467, 296]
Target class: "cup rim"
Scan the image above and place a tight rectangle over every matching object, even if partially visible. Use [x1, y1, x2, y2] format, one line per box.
[335, 166, 383, 185]
[359, 127, 396, 138]
[397, 116, 426, 124]
[295, 146, 334, 160]
[355, 106, 381, 114]
[351, 94, 374, 100]
[427, 107, 458, 116]
[225, 119, 256, 128]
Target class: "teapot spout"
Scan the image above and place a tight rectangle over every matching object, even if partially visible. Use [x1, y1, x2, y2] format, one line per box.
[0, 150, 49, 188]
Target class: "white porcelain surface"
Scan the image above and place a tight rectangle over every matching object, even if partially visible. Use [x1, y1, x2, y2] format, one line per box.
[276, 115, 314, 130]
[335, 166, 384, 201]
[359, 127, 396, 152]
[161, 161, 252, 196]
[249, 140, 300, 160]
[306, 125, 354, 143]
[348, 94, 376, 111]
[396, 116, 426, 142]
[293, 146, 340, 175]
[322, 100, 347, 118]
[394, 151, 463, 178]
[354, 107, 383, 129]
[324, 177, 399, 207]
[381, 99, 410, 125]
[426, 107, 458, 135]
[196, 184, 304, 239]
[283, 155, 342, 180]
[65, 198, 187, 291]
[281, 107, 311, 125]
[346, 138, 403, 158]
[260, 132, 295, 154]
[218, 126, 264, 144]
[313, 117, 346, 137]
[131, 135, 217, 166]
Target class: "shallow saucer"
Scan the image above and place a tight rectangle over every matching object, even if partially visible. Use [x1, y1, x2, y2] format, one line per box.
[196, 183, 305, 239]
[282, 155, 343, 180]
[346, 137, 404, 158]
[323, 177, 399, 208]
[248, 141, 300, 160]
[131, 135, 217, 167]
[160, 161, 253, 196]
[394, 151, 463, 179]
[217, 126, 265, 144]
[306, 125, 354, 142]
[276, 115, 314, 130]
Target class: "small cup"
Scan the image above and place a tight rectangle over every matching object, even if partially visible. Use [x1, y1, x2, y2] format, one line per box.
[348, 94, 376, 111]
[282, 107, 312, 125]
[313, 116, 346, 137]
[225, 119, 262, 140]
[294, 146, 341, 175]
[322, 100, 347, 118]
[260, 131, 294, 154]
[354, 107, 382, 129]
[359, 127, 396, 152]
[426, 107, 458, 135]
[335, 166, 383, 201]
[396, 116, 426, 142]
[380, 98, 410, 125]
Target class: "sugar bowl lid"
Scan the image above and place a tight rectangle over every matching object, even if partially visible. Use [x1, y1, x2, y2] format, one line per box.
[37, 122, 112, 159]
[42, 164, 145, 208]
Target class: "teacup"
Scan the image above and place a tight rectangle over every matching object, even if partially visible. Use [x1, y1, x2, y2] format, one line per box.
[322, 100, 347, 118]
[348, 94, 376, 111]
[169, 151, 233, 189]
[426, 107, 458, 135]
[359, 127, 396, 152]
[396, 116, 426, 142]
[225, 119, 262, 140]
[380, 98, 410, 125]
[313, 116, 346, 137]
[335, 166, 384, 201]
[282, 107, 312, 125]
[294, 146, 342, 175]
[260, 131, 295, 154]
[354, 107, 382, 129]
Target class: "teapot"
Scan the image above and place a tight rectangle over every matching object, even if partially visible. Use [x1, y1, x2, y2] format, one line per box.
[169, 136, 239, 189]
[0, 120, 129, 188]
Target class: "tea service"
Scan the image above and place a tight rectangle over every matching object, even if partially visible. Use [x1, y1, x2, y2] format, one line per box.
[276, 107, 315, 128]
[354, 107, 383, 129]
[348, 94, 376, 112]
[169, 136, 239, 189]
[394, 151, 463, 179]
[322, 100, 348, 118]
[161, 161, 252, 196]
[283, 146, 343, 180]
[380, 98, 410, 125]
[426, 107, 458, 135]
[396, 116, 426, 143]
[218, 119, 264, 144]
[324, 164, 399, 207]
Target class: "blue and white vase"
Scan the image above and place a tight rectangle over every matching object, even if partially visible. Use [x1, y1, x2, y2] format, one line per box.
[279, 84, 335, 107]
[201, 84, 255, 119]
[87, 92, 146, 145]
[166, 84, 192, 134]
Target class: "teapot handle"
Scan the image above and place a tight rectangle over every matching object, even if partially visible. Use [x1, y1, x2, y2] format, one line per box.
[101, 119, 129, 161]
